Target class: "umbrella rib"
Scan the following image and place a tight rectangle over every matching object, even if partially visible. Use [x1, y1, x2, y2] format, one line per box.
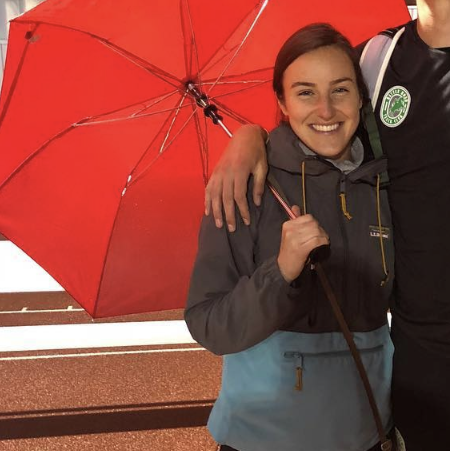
[0, 24, 39, 128]
[75, 99, 193, 128]
[202, 65, 273, 84]
[132, 90, 180, 117]
[181, 0, 203, 87]
[0, 124, 75, 191]
[127, 93, 196, 187]
[199, 0, 269, 92]
[191, 105, 209, 186]
[78, 89, 182, 126]
[14, 18, 183, 89]
[213, 98, 256, 125]
[75, 104, 193, 127]
[208, 0, 269, 92]
[100, 40, 182, 90]
[156, 101, 198, 154]
[203, 78, 269, 86]
[158, 93, 189, 155]
[206, 79, 272, 101]
[198, 1, 267, 77]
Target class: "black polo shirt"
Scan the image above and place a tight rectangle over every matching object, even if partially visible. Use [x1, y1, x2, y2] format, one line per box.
[370, 20, 450, 355]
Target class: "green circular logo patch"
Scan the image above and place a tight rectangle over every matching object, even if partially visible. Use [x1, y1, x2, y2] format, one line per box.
[380, 86, 411, 128]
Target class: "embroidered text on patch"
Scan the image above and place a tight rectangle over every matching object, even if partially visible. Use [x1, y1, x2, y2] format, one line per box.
[380, 86, 411, 128]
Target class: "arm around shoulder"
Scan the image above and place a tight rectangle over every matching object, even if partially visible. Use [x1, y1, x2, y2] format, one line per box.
[205, 124, 269, 232]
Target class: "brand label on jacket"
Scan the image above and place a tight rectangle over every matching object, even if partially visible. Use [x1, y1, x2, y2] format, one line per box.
[369, 225, 390, 239]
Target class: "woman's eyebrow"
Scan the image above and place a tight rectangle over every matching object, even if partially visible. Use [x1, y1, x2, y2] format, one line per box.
[290, 77, 355, 89]
[290, 81, 315, 88]
[331, 77, 354, 85]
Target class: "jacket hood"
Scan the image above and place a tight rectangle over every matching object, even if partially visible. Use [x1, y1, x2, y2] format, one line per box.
[267, 123, 387, 185]
[267, 123, 322, 175]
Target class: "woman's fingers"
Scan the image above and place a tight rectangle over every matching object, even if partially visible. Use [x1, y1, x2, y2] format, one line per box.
[277, 214, 329, 282]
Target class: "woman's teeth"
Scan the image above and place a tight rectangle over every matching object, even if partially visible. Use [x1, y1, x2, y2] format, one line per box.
[312, 123, 340, 132]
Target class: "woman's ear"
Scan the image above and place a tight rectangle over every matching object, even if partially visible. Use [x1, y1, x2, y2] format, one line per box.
[278, 98, 288, 117]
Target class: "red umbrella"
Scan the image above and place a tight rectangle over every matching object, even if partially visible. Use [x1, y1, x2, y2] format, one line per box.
[0, 0, 410, 317]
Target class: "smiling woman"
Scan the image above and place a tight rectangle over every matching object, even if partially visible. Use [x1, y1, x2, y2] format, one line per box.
[185, 23, 395, 451]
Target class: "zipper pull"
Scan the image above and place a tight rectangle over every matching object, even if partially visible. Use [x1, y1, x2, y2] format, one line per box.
[295, 367, 303, 391]
[284, 351, 304, 391]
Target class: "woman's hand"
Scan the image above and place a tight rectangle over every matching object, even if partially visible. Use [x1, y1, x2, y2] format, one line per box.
[205, 124, 268, 232]
[277, 208, 329, 283]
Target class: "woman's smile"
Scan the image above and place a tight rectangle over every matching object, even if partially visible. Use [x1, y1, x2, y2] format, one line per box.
[310, 122, 342, 133]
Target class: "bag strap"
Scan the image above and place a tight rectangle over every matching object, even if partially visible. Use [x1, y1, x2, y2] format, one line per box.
[359, 27, 405, 186]
[266, 173, 392, 451]
[360, 27, 405, 110]
[362, 103, 390, 186]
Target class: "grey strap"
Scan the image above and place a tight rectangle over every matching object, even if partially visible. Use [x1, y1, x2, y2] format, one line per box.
[360, 27, 405, 109]
[359, 28, 405, 184]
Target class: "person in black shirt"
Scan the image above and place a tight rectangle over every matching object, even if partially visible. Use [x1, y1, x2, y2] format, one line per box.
[204, 1, 450, 450]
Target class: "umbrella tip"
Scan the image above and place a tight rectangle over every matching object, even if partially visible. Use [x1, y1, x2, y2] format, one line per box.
[24, 31, 40, 43]
[185, 81, 207, 107]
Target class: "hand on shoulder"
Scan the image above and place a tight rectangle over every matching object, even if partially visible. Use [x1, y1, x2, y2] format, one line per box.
[205, 124, 269, 232]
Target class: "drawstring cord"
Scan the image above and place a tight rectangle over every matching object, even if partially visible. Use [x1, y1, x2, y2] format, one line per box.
[339, 193, 353, 220]
[339, 175, 352, 220]
[301, 161, 307, 214]
[376, 174, 390, 287]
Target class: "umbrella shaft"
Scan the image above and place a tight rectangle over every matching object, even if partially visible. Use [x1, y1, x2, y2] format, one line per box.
[217, 120, 232, 138]
[186, 82, 228, 132]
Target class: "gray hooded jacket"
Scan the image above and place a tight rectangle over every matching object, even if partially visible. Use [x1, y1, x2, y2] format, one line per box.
[185, 123, 394, 451]
[186, 123, 394, 356]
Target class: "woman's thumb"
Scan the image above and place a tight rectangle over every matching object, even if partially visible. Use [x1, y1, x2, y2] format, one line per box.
[291, 205, 302, 218]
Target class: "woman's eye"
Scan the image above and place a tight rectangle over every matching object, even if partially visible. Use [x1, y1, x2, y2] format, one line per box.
[297, 90, 313, 97]
[333, 87, 349, 94]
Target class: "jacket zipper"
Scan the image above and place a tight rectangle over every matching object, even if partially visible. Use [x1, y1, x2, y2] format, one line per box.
[300, 344, 383, 359]
[284, 344, 384, 392]
[336, 174, 349, 310]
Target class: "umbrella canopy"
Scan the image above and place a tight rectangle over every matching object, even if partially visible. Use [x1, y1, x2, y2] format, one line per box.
[0, 0, 410, 317]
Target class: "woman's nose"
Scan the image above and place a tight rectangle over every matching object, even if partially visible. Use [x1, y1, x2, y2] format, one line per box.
[316, 97, 335, 120]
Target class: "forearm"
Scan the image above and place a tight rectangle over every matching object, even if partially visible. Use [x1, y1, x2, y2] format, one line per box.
[233, 123, 268, 146]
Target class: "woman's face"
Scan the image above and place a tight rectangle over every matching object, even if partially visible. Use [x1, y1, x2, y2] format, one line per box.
[278, 45, 362, 161]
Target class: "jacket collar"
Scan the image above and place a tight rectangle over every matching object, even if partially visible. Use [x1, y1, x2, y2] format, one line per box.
[267, 123, 386, 183]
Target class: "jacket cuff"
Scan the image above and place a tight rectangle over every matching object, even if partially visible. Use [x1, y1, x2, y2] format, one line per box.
[264, 255, 303, 296]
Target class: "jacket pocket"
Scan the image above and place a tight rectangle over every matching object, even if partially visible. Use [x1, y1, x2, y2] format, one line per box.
[283, 344, 384, 391]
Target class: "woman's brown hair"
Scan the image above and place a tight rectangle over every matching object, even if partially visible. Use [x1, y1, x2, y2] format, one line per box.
[272, 23, 369, 104]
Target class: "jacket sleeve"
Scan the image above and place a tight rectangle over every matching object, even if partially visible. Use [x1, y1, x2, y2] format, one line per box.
[184, 206, 305, 356]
